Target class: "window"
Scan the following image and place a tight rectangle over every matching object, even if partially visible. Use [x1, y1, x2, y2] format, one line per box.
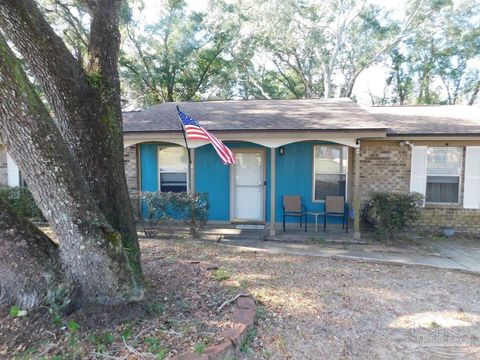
[158, 147, 188, 192]
[313, 146, 348, 201]
[426, 147, 462, 204]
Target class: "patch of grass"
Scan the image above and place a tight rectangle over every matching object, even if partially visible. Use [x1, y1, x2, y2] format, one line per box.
[67, 319, 80, 333]
[51, 311, 63, 326]
[214, 268, 231, 281]
[14, 347, 37, 359]
[147, 301, 166, 315]
[166, 256, 176, 263]
[177, 299, 191, 313]
[194, 342, 206, 354]
[90, 332, 115, 353]
[65, 320, 81, 357]
[255, 305, 268, 322]
[144, 337, 168, 358]
[262, 349, 273, 359]
[240, 326, 257, 353]
[122, 325, 133, 341]
[238, 278, 249, 289]
[9, 305, 21, 318]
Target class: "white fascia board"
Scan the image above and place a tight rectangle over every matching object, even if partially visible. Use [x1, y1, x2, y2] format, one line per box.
[124, 129, 386, 149]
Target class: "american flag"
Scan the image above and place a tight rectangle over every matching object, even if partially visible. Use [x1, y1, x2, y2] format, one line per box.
[178, 110, 236, 165]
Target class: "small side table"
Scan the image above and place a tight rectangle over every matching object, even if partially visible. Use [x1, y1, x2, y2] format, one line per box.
[307, 212, 325, 232]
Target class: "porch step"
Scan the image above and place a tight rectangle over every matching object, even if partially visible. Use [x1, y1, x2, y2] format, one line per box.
[216, 228, 266, 242]
[138, 224, 266, 242]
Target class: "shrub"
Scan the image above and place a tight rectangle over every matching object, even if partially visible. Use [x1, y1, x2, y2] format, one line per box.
[367, 192, 424, 243]
[131, 191, 170, 236]
[0, 186, 45, 222]
[131, 191, 209, 238]
[214, 268, 230, 281]
[194, 343, 205, 354]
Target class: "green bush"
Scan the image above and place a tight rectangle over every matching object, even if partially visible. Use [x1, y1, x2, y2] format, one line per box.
[0, 186, 45, 222]
[367, 192, 424, 243]
[131, 191, 209, 238]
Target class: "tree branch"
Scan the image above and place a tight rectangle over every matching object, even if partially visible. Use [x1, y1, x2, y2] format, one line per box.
[468, 80, 480, 105]
[272, 59, 302, 98]
[345, 0, 426, 97]
[53, 0, 89, 49]
[87, 0, 123, 116]
[0, 0, 94, 143]
[78, 0, 97, 13]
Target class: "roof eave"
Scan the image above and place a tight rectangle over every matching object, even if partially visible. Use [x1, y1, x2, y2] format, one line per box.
[386, 133, 480, 137]
[123, 127, 388, 134]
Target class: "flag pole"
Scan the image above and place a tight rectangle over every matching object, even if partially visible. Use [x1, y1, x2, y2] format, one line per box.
[177, 105, 192, 165]
[177, 105, 192, 192]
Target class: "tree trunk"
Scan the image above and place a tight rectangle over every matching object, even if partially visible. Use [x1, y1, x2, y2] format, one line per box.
[0, 202, 65, 310]
[0, 0, 142, 274]
[345, 73, 358, 98]
[324, 21, 345, 99]
[0, 35, 143, 305]
[469, 81, 480, 105]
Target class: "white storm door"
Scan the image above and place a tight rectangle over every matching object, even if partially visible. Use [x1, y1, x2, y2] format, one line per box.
[231, 150, 265, 222]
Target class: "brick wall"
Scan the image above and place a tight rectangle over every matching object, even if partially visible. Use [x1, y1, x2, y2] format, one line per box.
[0, 145, 7, 186]
[358, 141, 480, 235]
[358, 143, 411, 204]
[124, 145, 138, 193]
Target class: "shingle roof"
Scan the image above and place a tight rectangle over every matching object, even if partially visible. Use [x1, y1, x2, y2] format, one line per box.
[365, 105, 480, 135]
[122, 98, 386, 133]
[122, 99, 480, 136]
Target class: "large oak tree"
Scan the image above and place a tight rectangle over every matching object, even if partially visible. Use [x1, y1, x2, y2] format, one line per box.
[0, 0, 143, 309]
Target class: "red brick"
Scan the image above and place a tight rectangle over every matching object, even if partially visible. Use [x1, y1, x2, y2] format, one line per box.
[177, 352, 208, 360]
[237, 296, 255, 309]
[220, 323, 248, 346]
[232, 307, 255, 327]
[203, 340, 234, 360]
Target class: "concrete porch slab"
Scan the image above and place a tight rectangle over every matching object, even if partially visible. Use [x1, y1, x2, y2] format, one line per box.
[139, 222, 363, 244]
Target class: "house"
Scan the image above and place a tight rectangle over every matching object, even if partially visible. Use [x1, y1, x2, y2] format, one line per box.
[0, 145, 20, 187]
[122, 98, 480, 237]
[2, 99, 479, 237]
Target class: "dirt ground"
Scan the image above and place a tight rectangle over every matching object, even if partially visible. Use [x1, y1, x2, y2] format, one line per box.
[0, 240, 237, 359]
[151, 238, 480, 360]
[2, 237, 479, 359]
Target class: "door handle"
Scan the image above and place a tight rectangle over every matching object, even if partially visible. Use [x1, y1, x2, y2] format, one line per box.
[263, 181, 267, 186]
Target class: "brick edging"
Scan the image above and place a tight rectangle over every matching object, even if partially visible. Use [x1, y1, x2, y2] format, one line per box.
[171, 262, 256, 360]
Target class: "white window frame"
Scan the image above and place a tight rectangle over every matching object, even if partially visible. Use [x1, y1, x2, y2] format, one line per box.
[312, 145, 349, 203]
[157, 146, 189, 193]
[425, 147, 462, 205]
